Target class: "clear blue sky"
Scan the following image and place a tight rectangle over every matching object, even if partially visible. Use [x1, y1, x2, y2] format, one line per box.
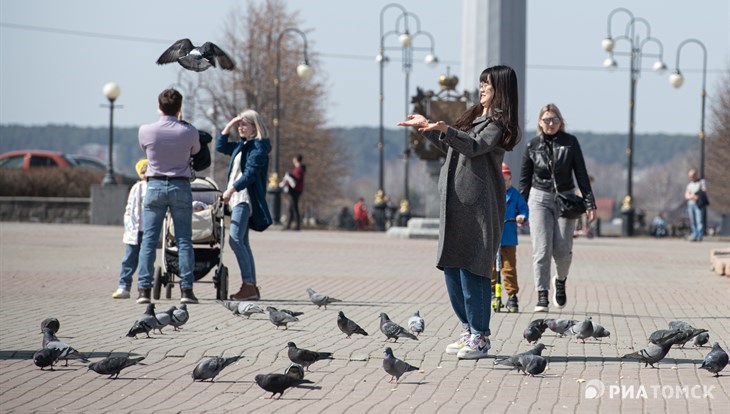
[1, 0, 728, 135]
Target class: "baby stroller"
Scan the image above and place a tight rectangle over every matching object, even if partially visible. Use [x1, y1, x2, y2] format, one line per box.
[152, 177, 229, 300]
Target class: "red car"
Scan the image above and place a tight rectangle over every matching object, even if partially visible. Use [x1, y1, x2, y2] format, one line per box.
[0, 150, 77, 169]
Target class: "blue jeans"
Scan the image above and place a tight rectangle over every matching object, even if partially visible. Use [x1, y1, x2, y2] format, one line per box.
[444, 267, 491, 337]
[137, 179, 194, 289]
[687, 201, 704, 241]
[230, 203, 256, 285]
[118, 231, 142, 289]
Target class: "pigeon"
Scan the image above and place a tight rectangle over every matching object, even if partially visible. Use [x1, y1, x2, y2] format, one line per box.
[649, 328, 707, 348]
[268, 307, 304, 318]
[156, 39, 235, 72]
[43, 329, 89, 366]
[41, 327, 59, 348]
[266, 306, 298, 330]
[33, 348, 63, 371]
[88, 356, 145, 379]
[693, 332, 710, 347]
[129, 304, 163, 338]
[568, 317, 594, 343]
[126, 319, 153, 339]
[254, 373, 314, 400]
[379, 313, 418, 342]
[591, 324, 611, 340]
[621, 329, 686, 368]
[40, 317, 60, 335]
[383, 347, 419, 384]
[524, 319, 549, 344]
[337, 311, 368, 339]
[546, 318, 578, 337]
[238, 302, 266, 318]
[153, 307, 175, 334]
[170, 304, 189, 331]
[284, 363, 305, 380]
[666, 322, 706, 348]
[699, 343, 729, 377]
[218, 300, 240, 313]
[495, 343, 547, 369]
[192, 356, 242, 381]
[516, 354, 547, 376]
[287, 342, 333, 371]
[407, 310, 425, 337]
[306, 288, 342, 310]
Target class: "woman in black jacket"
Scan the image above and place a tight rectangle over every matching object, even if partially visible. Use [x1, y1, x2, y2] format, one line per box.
[518, 103, 596, 312]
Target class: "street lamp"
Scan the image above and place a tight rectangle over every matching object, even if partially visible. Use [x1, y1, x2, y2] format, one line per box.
[602, 8, 666, 236]
[272, 28, 313, 225]
[101, 82, 120, 186]
[669, 38, 708, 235]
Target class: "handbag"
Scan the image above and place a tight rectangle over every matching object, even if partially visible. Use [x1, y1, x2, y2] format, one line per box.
[696, 189, 710, 209]
[548, 141, 586, 219]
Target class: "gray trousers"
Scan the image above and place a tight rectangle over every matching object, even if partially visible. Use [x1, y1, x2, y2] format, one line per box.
[528, 188, 576, 291]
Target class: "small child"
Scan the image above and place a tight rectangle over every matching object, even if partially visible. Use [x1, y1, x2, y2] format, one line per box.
[491, 163, 529, 312]
[112, 159, 148, 299]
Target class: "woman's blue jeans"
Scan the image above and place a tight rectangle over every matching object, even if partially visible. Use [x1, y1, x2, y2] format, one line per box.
[230, 203, 256, 285]
[443, 267, 491, 337]
[687, 201, 704, 241]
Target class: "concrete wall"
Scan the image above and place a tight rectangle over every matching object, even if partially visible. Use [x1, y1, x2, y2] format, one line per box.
[0, 197, 91, 224]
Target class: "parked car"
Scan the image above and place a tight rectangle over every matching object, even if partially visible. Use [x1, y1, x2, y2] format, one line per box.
[66, 155, 138, 185]
[0, 150, 77, 169]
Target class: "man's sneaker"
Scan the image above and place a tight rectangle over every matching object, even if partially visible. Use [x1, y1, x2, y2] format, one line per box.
[136, 288, 151, 304]
[552, 276, 567, 309]
[506, 294, 519, 313]
[534, 290, 549, 312]
[456, 334, 491, 360]
[180, 288, 199, 304]
[445, 331, 471, 355]
[112, 288, 130, 299]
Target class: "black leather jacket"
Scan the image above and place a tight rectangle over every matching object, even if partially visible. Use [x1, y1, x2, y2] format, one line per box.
[518, 131, 596, 210]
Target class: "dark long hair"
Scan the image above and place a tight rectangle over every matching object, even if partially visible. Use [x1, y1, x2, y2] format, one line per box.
[452, 65, 520, 151]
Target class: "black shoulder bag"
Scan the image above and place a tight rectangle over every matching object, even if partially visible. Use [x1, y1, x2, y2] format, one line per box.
[548, 140, 586, 219]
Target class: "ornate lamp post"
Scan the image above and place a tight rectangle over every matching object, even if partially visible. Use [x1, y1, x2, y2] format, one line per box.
[101, 82, 121, 186]
[272, 28, 313, 225]
[669, 38, 708, 235]
[602, 8, 666, 236]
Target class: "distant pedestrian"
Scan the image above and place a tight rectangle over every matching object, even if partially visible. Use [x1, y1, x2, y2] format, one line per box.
[354, 197, 369, 230]
[281, 155, 306, 231]
[684, 168, 708, 242]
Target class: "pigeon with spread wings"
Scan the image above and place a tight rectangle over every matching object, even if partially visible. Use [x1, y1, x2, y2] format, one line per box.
[156, 39, 235, 72]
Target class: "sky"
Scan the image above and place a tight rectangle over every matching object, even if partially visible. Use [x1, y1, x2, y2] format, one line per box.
[1, 0, 728, 135]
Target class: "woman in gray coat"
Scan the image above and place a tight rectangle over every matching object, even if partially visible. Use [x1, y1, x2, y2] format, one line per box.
[398, 65, 520, 360]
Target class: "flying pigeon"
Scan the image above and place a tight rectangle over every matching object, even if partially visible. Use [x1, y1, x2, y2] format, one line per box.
[591, 324, 611, 340]
[379, 313, 418, 342]
[699, 342, 729, 377]
[287, 342, 333, 372]
[266, 306, 298, 330]
[88, 356, 145, 379]
[337, 311, 368, 339]
[40, 317, 60, 335]
[407, 310, 425, 337]
[192, 356, 242, 382]
[306, 288, 342, 310]
[494, 343, 547, 369]
[383, 347, 419, 384]
[156, 39, 235, 72]
[516, 354, 547, 377]
[254, 373, 314, 400]
[33, 348, 63, 371]
[693, 332, 710, 347]
[43, 328, 89, 366]
[569, 317, 594, 343]
[546, 318, 578, 337]
[170, 304, 189, 331]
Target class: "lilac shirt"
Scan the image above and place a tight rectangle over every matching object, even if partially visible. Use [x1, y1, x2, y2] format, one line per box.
[138, 116, 200, 178]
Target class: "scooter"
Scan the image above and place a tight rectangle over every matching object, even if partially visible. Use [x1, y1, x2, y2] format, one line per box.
[492, 218, 517, 313]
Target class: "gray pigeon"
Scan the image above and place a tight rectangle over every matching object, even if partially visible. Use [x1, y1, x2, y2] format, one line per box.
[126, 319, 153, 339]
[33, 348, 62, 371]
[591, 324, 611, 340]
[622, 329, 685, 368]
[268, 306, 304, 318]
[524, 319, 549, 344]
[88, 356, 145, 379]
[40, 317, 60, 335]
[217, 300, 241, 313]
[337, 311, 368, 338]
[238, 302, 266, 318]
[153, 307, 174, 334]
[407, 311, 425, 337]
[649, 328, 707, 348]
[666, 322, 706, 348]
[693, 332, 710, 347]
[287, 342, 333, 371]
[383, 347, 419, 384]
[254, 373, 314, 400]
[569, 317, 594, 343]
[700, 343, 729, 377]
[41, 327, 59, 348]
[284, 363, 305, 380]
[668, 320, 693, 330]
[43, 329, 89, 366]
[266, 306, 298, 330]
[306, 288, 342, 309]
[170, 304, 189, 331]
[379, 313, 418, 342]
[516, 354, 547, 376]
[495, 343, 547, 369]
[192, 356, 242, 381]
[134, 304, 163, 336]
[546, 318, 578, 337]
[156, 39, 235, 72]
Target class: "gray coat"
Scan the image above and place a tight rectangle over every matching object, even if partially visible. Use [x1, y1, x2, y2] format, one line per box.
[423, 116, 506, 277]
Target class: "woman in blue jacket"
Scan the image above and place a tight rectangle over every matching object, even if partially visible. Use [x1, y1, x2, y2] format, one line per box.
[217, 109, 272, 301]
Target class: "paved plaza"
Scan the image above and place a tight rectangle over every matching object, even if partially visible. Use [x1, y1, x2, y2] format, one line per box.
[0, 222, 728, 413]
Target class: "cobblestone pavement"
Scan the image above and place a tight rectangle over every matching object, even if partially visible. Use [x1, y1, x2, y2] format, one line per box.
[1, 222, 728, 413]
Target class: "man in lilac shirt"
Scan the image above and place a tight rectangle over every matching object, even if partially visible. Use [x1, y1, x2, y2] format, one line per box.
[136, 88, 201, 304]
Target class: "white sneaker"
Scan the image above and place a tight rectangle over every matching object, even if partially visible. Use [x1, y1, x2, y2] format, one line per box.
[112, 288, 130, 299]
[457, 334, 491, 360]
[445, 331, 471, 355]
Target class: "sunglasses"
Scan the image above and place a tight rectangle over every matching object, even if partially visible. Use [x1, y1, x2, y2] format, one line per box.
[541, 116, 561, 124]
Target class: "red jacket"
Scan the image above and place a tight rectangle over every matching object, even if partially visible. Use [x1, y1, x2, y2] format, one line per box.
[290, 166, 305, 193]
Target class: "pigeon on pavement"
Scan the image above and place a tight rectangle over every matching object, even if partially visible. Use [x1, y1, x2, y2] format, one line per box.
[33, 348, 63, 371]
[495, 343, 547, 369]
[255, 373, 314, 399]
[130, 304, 163, 338]
[569, 317, 594, 343]
[156, 39, 235, 72]
[266, 306, 298, 330]
[383, 347, 419, 384]
[591, 324, 611, 340]
[88, 356, 145, 379]
[622, 329, 686, 368]
[43, 328, 89, 366]
[546, 318, 578, 337]
[153, 307, 174, 334]
[238, 302, 266, 318]
[699, 343, 728, 377]
[408, 311, 425, 337]
[284, 363, 305, 380]
[693, 332, 710, 347]
[306, 288, 342, 310]
[287, 342, 333, 371]
[192, 356, 242, 381]
[516, 354, 547, 376]
[337, 311, 368, 339]
[268, 307, 304, 318]
[40, 318, 60, 335]
[41, 327, 59, 348]
[126, 319, 153, 339]
[524, 319, 549, 343]
[649, 328, 707, 348]
[380, 313, 418, 342]
[170, 304, 189, 331]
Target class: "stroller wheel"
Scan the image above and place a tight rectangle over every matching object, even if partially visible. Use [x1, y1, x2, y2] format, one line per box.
[216, 266, 229, 301]
[153, 267, 163, 300]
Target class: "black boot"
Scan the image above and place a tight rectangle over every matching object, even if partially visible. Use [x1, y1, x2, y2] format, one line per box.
[534, 290, 549, 312]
